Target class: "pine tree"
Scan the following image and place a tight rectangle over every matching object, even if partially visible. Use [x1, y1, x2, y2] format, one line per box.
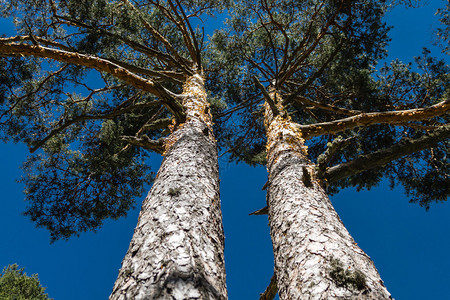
[212, 0, 449, 298]
[0, 1, 229, 298]
[0, 264, 52, 300]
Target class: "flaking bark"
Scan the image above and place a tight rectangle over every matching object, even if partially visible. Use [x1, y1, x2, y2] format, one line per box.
[264, 91, 392, 299]
[110, 74, 227, 300]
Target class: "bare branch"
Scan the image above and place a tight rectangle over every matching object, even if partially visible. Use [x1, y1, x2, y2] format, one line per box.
[253, 76, 280, 116]
[107, 58, 184, 85]
[120, 0, 191, 72]
[172, 0, 202, 68]
[296, 99, 450, 139]
[121, 135, 166, 154]
[0, 41, 186, 123]
[249, 206, 268, 215]
[316, 136, 355, 179]
[322, 123, 450, 183]
[284, 37, 345, 97]
[279, 3, 324, 74]
[259, 272, 278, 300]
[287, 95, 362, 116]
[278, 2, 343, 85]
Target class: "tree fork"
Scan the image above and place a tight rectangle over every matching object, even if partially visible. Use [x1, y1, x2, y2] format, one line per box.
[110, 74, 227, 300]
[264, 92, 392, 299]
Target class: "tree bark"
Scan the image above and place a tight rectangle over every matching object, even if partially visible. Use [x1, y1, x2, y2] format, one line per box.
[264, 91, 392, 299]
[110, 74, 227, 300]
[295, 99, 450, 139]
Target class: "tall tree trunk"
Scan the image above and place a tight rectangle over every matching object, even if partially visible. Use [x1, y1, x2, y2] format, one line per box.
[110, 74, 227, 300]
[264, 91, 391, 299]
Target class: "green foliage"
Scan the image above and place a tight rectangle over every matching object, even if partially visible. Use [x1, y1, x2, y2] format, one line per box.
[0, 0, 230, 240]
[212, 0, 392, 162]
[437, 3, 450, 54]
[211, 0, 449, 207]
[328, 51, 450, 205]
[0, 264, 52, 300]
[21, 141, 153, 242]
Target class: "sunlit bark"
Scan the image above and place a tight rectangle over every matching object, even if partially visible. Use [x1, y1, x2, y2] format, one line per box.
[296, 99, 450, 139]
[110, 74, 227, 300]
[264, 91, 391, 299]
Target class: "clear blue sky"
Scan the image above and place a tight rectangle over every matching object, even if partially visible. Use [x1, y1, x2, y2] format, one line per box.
[1, 1, 449, 299]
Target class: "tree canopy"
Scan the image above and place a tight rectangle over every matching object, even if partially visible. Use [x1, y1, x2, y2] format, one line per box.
[211, 0, 449, 209]
[0, 0, 449, 298]
[0, 0, 231, 241]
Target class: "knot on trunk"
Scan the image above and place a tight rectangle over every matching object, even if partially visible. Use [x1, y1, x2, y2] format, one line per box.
[329, 258, 368, 292]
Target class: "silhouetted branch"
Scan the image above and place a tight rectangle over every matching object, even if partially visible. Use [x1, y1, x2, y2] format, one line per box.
[287, 95, 362, 116]
[253, 76, 280, 116]
[316, 136, 355, 179]
[259, 273, 277, 300]
[323, 123, 450, 183]
[249, 206, 268, 215]
[121, 135, 166, 154]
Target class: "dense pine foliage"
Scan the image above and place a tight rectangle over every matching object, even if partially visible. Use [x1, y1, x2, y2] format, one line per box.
[0, 0, 229, 240]
[211, 0, 449, 209]
[0, 0, 448, 235]
[0, 264, 52, 300]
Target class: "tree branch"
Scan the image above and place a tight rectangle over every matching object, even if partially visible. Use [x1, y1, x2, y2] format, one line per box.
[278, 3, 342, 85]
[1, 35, 73, 51]
[141, 118, 173, 131]
[259, 273, 277, 300]
[107, 57, 184, 85]
[322, 123, 450, 183]
[120, 0, 191, 72]
[120, 135, 166, 154]
[287, 95, 362, 116]
[284, 37, 345, 98]
[30, 99, 163, 153]
[249, 206, 269, 215]
[0, 41, 158, 94]
[296, 99, 450, 139]
[316, 136, 355, 179]
[0, 41, 186, 123]
[253, 76, 280, 116]
[171, 0, 202, 68]
[53, 15, 179, 65]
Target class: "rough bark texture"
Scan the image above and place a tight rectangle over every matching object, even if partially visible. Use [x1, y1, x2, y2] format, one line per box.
[296, 99, 450, 139]
[110, 74, 227, 300]
[264, 92, 392, 299]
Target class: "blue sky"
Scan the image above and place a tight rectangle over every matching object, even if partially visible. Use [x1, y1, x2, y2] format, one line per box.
[0, 1, 449, 299]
